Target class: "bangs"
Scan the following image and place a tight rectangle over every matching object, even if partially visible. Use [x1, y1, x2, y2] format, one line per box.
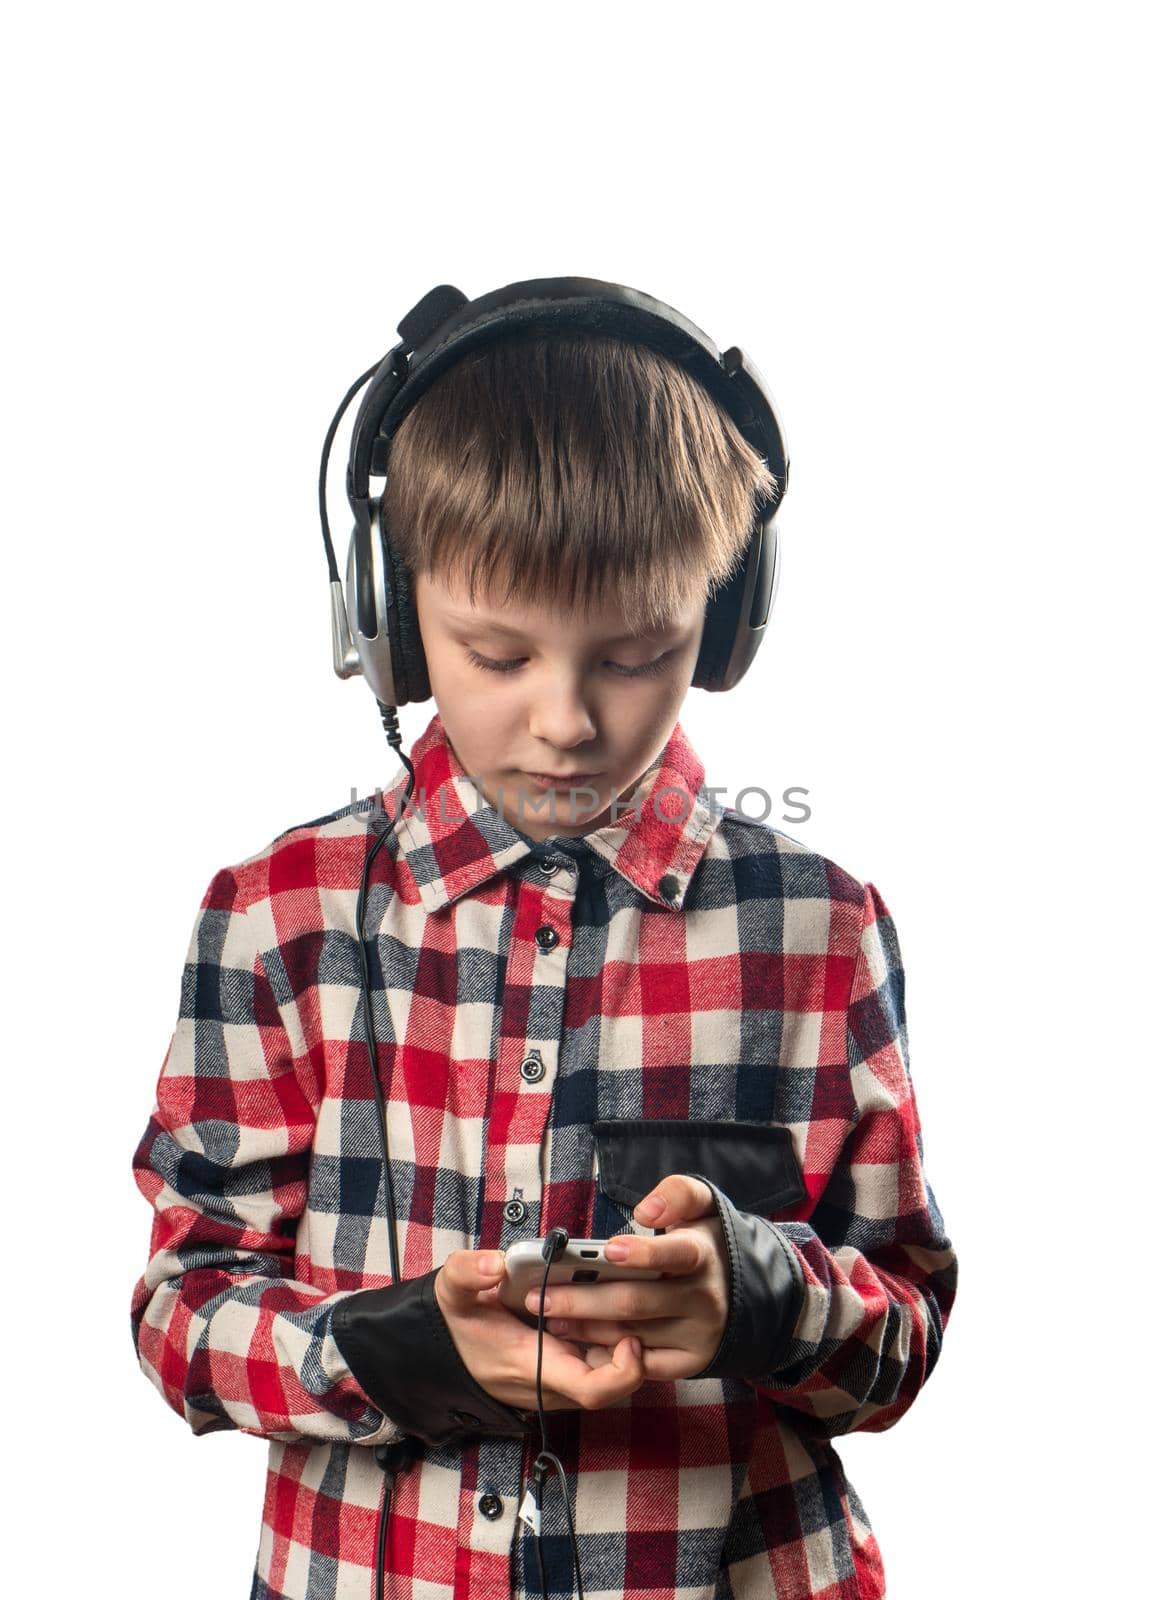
[381, 332, 779, 635]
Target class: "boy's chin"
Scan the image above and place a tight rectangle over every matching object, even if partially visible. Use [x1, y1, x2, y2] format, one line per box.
[501, 795, 610, 839]
[508, 810, 607, 841]
[490, 770, 652, 839]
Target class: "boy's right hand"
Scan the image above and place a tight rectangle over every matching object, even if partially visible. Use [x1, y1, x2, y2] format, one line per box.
[433, 1247, 645, 1413]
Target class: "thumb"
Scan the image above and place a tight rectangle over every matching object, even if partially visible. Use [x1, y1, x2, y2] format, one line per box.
[634, 1174, 717, 1227]
[436, 1248, 505, 1310]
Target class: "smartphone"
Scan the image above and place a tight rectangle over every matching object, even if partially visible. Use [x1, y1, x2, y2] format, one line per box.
[498, 1237, 663, 1325]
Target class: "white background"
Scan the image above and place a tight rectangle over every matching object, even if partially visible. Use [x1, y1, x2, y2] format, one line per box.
[4, 3, 1149, 1595]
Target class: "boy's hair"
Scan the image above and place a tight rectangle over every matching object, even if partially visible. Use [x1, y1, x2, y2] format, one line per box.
[382, 332, 779, 634]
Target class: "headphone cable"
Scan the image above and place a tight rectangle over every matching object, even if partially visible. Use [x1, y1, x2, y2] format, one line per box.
[526, 1228, 586, 1600]
[319, 359, 383, 584]
[357, 702, 415, 1285]
[355, 701, 425, 1600]
[357, 706, 584, 1600]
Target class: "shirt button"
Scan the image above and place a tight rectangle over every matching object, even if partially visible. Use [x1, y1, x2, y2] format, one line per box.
[503, 1199, 527, 1224]
[478, 1493, 504, 1521]
[540, 858, 561, 876]
[535, 925, 559, 950]
[520, 1054, 546, 1083]
[658, 873, 680, 902]
[449, 1409, 482, 1429]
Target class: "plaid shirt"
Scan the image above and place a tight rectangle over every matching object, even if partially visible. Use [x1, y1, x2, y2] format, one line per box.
[130, 708, 957, 1600]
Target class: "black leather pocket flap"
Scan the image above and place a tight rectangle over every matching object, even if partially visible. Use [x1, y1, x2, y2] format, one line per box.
[591, 1118, 806, 1216]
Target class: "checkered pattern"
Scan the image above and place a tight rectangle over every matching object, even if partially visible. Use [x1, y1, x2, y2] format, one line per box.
[130, 709, 957, 1600]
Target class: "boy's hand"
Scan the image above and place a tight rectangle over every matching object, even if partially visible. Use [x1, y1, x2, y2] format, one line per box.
[433, 1247, 645, 1414]
[528, 1175, 730, 1382]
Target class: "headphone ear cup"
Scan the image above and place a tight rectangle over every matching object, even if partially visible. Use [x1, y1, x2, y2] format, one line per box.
[691, 587, 729, 692]
[379, 525, 431, 705]
[691, 516, 778, 693]
[344, 502, 430, 707]
[692, 528, 756, 692]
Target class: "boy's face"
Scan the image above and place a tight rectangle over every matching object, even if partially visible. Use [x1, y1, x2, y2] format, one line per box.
[413, 569, 708, 840]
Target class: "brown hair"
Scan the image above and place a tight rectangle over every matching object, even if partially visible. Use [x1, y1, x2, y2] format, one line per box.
[381, 332, 779, 635]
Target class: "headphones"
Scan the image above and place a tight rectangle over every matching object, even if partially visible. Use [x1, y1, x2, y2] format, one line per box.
[321, 275, 789, 710]
[315, 276, 790, 1600]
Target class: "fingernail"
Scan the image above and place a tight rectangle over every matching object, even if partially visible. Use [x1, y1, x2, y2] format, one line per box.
[630, 1337, 642, 1358]
[604, 1241, 629, 1260]
[481, 1253, 501, 1275]
[635, 1196, 666, 1223]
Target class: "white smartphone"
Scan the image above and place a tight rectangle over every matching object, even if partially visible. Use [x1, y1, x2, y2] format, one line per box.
[498, 1237, 663, 1326]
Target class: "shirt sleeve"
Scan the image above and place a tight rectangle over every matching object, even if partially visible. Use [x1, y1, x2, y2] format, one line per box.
[129, 865, 403, 1448]
[745, 880, 959, 1437]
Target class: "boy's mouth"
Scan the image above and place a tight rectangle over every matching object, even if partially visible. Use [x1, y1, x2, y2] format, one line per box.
[525, 771, 603, 788]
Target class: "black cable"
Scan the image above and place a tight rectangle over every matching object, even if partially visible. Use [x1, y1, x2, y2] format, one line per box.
[353, 710, 586, 1600]
[354, 699, 420, 1600]
[532, 1447, 582, 1600]
[373, 1435, 425, 1596]
[357, 702, 415, 1288]
[528, 1228, 586, 1600]
[318, 359, 384, 584]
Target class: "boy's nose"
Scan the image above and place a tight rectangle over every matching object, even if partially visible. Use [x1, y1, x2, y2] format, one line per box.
[526, 698, 598, 754]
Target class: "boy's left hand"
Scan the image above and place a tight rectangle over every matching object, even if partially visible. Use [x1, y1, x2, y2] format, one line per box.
[525, 1175, 730, 1383]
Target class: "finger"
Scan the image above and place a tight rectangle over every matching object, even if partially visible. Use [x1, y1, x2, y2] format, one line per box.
[581, 1343, 616, 1370]
[616, 1344, 697, 1384]
[633, 1173, 717, 1228]
[528, 1278, 685, 1322]
[575, 1335, 645, 1399]
[435, 1249, 505, 1311]
[547, 1316, 673, 1348]
[538, 1333, 644, 1408]
[602, 1229, 704, 1276]
[514, 1319, 611, 1362]
[562, 1337, 701, 1388]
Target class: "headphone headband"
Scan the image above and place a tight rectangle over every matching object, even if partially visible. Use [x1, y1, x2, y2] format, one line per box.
[346, 276, 788, 507]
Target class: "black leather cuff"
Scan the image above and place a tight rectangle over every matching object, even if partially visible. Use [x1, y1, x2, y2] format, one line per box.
[683, 1174, 806, 1381]
[331, 1269, 531, 1448]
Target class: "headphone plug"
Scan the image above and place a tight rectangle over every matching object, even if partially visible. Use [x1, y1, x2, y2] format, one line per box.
[543, 1227, 569, 1264]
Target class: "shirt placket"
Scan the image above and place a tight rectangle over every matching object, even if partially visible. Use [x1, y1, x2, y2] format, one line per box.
[479, 848, 578, 1252]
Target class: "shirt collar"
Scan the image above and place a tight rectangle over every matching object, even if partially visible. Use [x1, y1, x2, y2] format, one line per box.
[389, 710, 723, 914]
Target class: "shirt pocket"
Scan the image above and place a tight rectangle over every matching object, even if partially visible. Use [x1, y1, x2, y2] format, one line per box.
[589, 1117, 806, 1238]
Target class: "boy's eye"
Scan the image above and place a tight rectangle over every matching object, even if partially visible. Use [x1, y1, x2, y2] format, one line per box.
[465, 647, 525, 675]
[464, 646, 674, 679]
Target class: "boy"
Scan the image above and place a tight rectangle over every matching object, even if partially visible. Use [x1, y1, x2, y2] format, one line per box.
[130, 291, 957, 1600]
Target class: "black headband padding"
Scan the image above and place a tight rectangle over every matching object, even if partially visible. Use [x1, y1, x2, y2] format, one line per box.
[382, 299, 765, 456]
[349, 277, 788, 499]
